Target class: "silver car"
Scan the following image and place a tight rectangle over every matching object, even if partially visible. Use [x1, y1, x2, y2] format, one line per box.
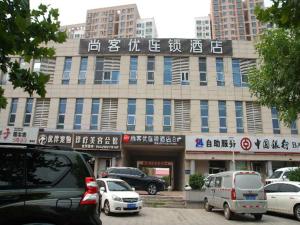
[203, 171, 267, 220]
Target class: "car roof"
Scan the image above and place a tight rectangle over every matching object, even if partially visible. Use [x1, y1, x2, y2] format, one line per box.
[97, 178, 125, 182]
[266, 181, 300, 186]
[108, 167, 138, 170]
[211, 170, 260, 176]
[275, 167, 298, 171]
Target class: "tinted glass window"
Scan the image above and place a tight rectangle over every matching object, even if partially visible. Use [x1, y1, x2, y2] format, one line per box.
[279, 183, 300, 193]
[269, 171, 282, 179]
[107, 181, 132, 191]
[0, 151, 25, 189]
[235, 174, 263, 189]
[265, 183, 280, 193]
[26, 151, 71, 187]
[215, 177, 222, 188]
[130, 169, 143, 176]
[208, 177, 215, 187]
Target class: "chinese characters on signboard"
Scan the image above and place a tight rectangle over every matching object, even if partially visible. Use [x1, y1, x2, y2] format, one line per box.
[122, 134, 185, 146]
[0, 127, 39, 144]
[186, 136, 300, 153]
[37, 132, 121, 151]
[79, 38, 232, 56]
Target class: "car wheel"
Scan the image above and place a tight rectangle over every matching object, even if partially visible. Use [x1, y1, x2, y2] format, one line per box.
[147, 183, 157, 195]
[294, 205, 300, 221]
[224, 203, 232, 220]
[253, 214, 263, 221]
[204, 199, 212, 212]
[104, 200, 111, 216]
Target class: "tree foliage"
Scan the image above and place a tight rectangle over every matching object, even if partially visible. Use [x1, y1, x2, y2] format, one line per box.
[287, 168, 300, 182]
[248, 0, 300, 124]
[0, 0, 66, 109]
[189, 174, 204, 190]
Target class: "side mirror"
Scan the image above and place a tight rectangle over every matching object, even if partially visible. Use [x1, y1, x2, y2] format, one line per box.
[132, 187, 135, 191]
[100, 187, 105, 195]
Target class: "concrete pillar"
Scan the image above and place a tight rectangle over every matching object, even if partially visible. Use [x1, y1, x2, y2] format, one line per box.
[112, 157, 116, 167]
[94, 158, 99, 178]
[266, 161, 273, 177]
[190, 160, 196, 175]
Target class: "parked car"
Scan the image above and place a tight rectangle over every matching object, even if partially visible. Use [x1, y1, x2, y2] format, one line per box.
[0, 143, 102, 225]
[101, 167, 166, 195]
[203, 171, 267, 220]
[97, 178, 142, 215]
[264, 181, 300, 220]
[265, 167, 298, 184]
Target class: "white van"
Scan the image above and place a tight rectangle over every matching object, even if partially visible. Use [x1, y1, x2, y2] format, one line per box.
[203, 171, 267, 220]
[265, 167, 298, 184]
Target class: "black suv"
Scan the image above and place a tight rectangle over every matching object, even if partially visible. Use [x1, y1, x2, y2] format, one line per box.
[102, 167, 166, 195]
[0, 144, 102, 225]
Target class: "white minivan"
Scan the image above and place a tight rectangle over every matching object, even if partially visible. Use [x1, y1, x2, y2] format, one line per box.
[203, 171, 267, 220]
[265, 167, 298, 184]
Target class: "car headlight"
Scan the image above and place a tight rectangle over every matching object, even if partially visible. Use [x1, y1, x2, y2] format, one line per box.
[112, 194, 123, 202]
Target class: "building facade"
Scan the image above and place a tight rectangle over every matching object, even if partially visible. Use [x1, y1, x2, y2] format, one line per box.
[60, 23, 86, 39]
[210, 0, 265, 40]
[136, 18, 158, 38]
[85, 4, 140, 38]
[195, 16, 212, 39]
[1, 38, 300, 190]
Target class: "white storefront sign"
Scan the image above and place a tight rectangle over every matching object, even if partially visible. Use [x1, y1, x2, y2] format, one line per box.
[186, 135, 300, 153]
[0, 127, 39, 144]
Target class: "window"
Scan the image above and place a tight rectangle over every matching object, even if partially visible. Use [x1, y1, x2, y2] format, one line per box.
[100, 99, 118, 131]
[127, 99, 136, 131]
[90, 99, 100, 130]
[26, 152, 71, 187]
[163, 100, 171, 131]
[279, 183, 300, 193]
[215, 177, 222, 188]
[246, 102, 263, 133]
[147, 56, 155, 84]
[0, 151, 25, 189]
[78, 57, 88, 84]
[199, 57, 207, 86]
[218, 100, 227, 133]
[174, 100, 191, 131]
[33, 98, 50, 128]
[145, 99, 154, 131]
[164, 57, 172, 85]
[216, 58, 225, 86]
[73, 98, 84, 130]
[33, 59, 41, 72]
[8, 98, 18, 126]
[181, 72, 189, 85]
[235, 101, 244, 133]
[94, 57, 120, 84]
[129, 56, 138, 84]
[23, 98, 33, 127]
[232, 59, 255, 87]
[291, 121, 298, 135]
[62, 57, 72, 84]
[57, 98, 67, 129]
[271, 107, 280, 134]
[265, 183, 280, 193]
[200, 100, 209, 132]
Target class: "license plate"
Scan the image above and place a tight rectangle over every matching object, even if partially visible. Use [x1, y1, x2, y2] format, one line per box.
[245, 195, 256, 200]
[127, 203, 136, 208]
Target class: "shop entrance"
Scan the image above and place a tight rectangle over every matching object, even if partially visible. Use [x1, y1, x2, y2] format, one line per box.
[122, 145, 185, 190]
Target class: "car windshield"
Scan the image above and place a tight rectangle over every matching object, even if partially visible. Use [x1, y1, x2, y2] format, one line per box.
[107, 181, 132, 191]
[235, 174, 263, 189]
[269, 171, 283, 179]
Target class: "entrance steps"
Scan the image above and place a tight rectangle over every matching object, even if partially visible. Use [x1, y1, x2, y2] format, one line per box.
[139, 191, 186, 208]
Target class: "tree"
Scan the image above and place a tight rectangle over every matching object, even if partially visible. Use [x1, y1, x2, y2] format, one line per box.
[248, 0, 300, 124]
[0, 0, 66, 109]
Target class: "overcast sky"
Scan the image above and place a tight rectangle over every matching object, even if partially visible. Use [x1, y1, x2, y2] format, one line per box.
[30, 0, 272, 38]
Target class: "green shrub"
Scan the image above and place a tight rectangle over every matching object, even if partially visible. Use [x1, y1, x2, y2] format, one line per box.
[288, 168, 300, 181]
[189, 174, 205, 190]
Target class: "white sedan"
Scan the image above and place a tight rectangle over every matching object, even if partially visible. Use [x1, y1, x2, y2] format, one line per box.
[96, 178, 143, 215]
[265, 181, 300, 220]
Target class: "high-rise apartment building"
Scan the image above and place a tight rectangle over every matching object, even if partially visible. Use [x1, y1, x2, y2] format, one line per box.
[195, 16, 212, 39]
[210, 0, 264, 40]
[85, 4, 140, 38]
[136, 18, 158, 38]
[60, 23, 86, 39]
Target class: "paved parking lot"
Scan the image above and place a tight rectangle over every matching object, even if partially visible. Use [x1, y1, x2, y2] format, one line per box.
[101, 207, 299, 225]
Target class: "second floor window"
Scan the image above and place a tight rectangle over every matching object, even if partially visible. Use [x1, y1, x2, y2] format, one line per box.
[74, 98, 84, 130]
[94, 57, 120, 84]
[291, 121, 298, 135]
[216, 58, 225, 86]
[57, 98, 67, 129]
[90, 99, 100, 130]
[129, 56, 138, 84]
[8, 98, 18, 126]
[62, 57, 72, 85]
[145, 99, 154, 131]
[127, 99, 136, 131]
[199, 57, 207, 86]
[23, 98, 33, 127]
[147, 56, 155, 84]
[163, 100, 172, 131]
[78, 57, 88, 84]
[218, 100, 227, 133]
